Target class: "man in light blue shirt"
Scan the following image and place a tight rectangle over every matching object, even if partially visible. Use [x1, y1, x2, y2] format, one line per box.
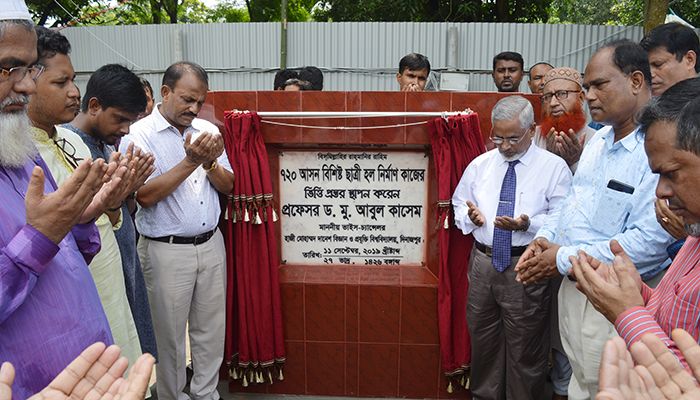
[515, 40, 674, 400]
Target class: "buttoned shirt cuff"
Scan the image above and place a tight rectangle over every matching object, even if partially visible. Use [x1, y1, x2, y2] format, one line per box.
[615, 306, 667, 348]
[71, 221, 102, 262]
[555, 245, 577, 275]
[6, 224, 60, 275]
[535, 228, 555, 243]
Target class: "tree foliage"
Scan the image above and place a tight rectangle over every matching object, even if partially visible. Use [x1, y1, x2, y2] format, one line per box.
[549, 0, 699, 26]
[312, 0, 550, 22]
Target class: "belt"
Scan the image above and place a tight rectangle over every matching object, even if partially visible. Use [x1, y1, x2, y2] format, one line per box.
[145, 228, 217, 246]
[474, 241, 528, 258]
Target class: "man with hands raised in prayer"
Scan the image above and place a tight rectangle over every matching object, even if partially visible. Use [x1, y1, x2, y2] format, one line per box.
[121, 61, 234, 400]
[452, 95, 571, 400]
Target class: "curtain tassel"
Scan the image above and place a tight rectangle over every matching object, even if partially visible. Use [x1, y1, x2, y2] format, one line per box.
[272, 208, 279, 222]
[244, 207, 250, 222]
[231, 368, 239, 380]
[254, 210, 262, 225]
[242, 374, 249, 387]
[278, 368, 284, 381]
[268, 370, 274, 384]
[447, 381, 454, 394]
[465, 375, 471, 389]
[443, 213, 450, 229]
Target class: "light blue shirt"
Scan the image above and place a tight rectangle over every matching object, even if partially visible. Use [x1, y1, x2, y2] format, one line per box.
[536, 126, 673, 279]
[120, 104, 233, 238]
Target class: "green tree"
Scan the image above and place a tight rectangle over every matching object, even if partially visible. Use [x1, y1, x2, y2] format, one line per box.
[549, 0, 699, 26]
[312, 0, 550, 22]
[208, 1, 250, 22]
[244, 0, 316, 22]
[29, 0, 97, 26]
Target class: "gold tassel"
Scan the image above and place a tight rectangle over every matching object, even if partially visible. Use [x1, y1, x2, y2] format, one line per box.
[242, 374, 249, 387]
[465, 375, 471, 389]
[254, 210, 262, 225]
[268, 370, 273, 384]
[248, 370, 254, 383]
[272, 208, 279, 222]
[232, 207, 237, 223]
[443, 214, 449, 229]
[278, 368, 284, 381]
[244, 208, 250, 222]
[224, 206, 229, 221]
[447, 381, 454, 393]
[459, 375, 465, 386]
[231, 368, 238, 380]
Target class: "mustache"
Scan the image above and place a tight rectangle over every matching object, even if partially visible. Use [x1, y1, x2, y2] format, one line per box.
[0, 95, 30, 109]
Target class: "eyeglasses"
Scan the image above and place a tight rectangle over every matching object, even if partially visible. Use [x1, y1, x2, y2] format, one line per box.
[53, 137, 84, 170]
[541, 89, 581, 103]
[0, 65, 45, 83]
[490, 131, 530, 146]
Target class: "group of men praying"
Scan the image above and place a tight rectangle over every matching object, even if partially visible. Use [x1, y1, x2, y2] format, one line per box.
[2, 0, 700, 399]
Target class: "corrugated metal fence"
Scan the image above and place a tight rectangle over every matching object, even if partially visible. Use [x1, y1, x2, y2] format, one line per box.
[61, 22, 643, 94]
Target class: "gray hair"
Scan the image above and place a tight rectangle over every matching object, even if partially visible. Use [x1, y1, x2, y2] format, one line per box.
[0, 19, 34, 40]
[491, 95, 534, 130]
[677, 97, 700, 156]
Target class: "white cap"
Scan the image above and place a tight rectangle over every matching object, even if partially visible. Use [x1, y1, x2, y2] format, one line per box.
[0, 0, 32, 21]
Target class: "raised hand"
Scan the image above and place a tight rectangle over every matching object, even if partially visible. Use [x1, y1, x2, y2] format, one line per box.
[655, 198, 687, 240]
[570, 240, 644, 323]
[514, 237, 560, 284]
[184, 132, 215, 166]
[26, 160, 106, 244]
[466, 201, 485, 227]
[494, 214, 530, 231]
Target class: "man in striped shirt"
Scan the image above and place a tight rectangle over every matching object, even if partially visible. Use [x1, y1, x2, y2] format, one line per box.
[571, 76, 700, 367]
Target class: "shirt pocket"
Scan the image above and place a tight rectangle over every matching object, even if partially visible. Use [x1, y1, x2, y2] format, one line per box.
[590, 188, 632, 236]
[667, 282, 700, 332]
[517, 189, 547, 219]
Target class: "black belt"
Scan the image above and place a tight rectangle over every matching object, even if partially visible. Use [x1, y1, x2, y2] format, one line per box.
[145, 228, 217, 246]
[474, 241, 527, 258]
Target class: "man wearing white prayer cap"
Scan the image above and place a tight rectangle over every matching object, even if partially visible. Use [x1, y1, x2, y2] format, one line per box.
[0, 1, 115, 398]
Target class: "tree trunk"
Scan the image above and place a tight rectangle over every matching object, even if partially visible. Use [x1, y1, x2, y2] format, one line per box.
[495, 0, 508, 21]
[644, 0, 668, 33]
[150, 0, 162, 23]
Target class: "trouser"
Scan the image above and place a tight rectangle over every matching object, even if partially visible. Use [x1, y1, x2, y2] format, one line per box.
[139, 230, 227, 400]
[559, 278, 617, 400]
[549, 275, 572, 396]
[467, 245, 551, 400]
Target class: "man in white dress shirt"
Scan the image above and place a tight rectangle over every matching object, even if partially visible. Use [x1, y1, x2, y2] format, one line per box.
[120, 61, 234, 400]
[452, 95, 572, 400]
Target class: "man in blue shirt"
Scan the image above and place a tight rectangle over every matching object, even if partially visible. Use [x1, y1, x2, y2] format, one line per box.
[514, 40, 674, 400]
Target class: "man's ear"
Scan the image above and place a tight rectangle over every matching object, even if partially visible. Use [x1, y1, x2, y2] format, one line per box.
[629, 70, 646, 94]
[87, 97, 102, 116]
[161, 84, 171, 100]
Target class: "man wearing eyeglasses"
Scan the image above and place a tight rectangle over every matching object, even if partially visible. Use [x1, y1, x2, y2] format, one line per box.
[452, 96, 572, 400]
[515, 40, 675, 399]
[0, 3, 116, 398]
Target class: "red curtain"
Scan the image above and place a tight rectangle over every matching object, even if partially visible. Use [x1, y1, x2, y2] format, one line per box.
[221, 111, 286, 387]
[428, 113, 486, 392]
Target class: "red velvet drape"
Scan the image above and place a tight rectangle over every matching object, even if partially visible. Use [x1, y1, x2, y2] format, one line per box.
[221, 111, 285, 386]
[429, 113, 486, 392]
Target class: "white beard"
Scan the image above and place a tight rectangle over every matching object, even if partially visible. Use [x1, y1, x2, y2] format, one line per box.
[685, 223, 700, 238]
[0, 110, 38, 168]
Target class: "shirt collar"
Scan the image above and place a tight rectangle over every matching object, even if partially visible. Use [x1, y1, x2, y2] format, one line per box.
[31, 126, 51, 143]
[152, 103, 190, 135]
[62, 123, 103, 150]
[603, 126, 641, 152]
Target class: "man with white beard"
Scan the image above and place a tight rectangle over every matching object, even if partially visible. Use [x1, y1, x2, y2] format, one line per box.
[0, 3, 118, 398]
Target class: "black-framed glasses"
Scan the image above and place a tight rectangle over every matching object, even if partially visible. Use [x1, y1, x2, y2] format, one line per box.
[53, 137, 84, 170]
[0, 65, 44, 83]
[541, 89, 581, 103]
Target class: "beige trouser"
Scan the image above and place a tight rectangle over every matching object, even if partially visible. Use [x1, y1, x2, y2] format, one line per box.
[559, 278, 617, 400]
[139, 231, 226, 400]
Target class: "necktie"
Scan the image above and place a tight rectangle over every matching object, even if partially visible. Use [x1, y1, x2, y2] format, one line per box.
[492, 160, 518, 272]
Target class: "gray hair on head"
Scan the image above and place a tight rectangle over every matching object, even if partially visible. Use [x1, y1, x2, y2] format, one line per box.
[0, 19, 34, 40]
[491, 95, 534, 130]
[677, 97, 700, 156]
